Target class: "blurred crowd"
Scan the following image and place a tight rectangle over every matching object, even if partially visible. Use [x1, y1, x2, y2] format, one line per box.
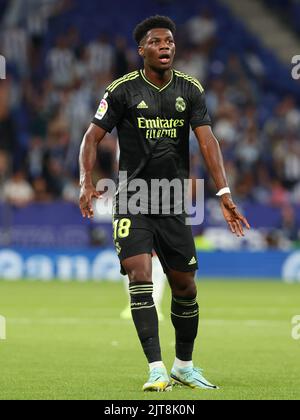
[0, 1, 300, 222]
[262, 0, 300, 34]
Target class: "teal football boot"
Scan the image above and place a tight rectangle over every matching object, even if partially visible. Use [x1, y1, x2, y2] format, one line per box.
[143, 368, 172, 392]
[171, 366, 219, 390]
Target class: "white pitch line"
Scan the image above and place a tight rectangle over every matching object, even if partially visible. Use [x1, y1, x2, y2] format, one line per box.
[203, 319, 289, 327]
[6, 318, 289, 327]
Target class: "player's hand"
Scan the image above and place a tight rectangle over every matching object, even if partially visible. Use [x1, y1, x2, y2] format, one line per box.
[79, 183, 101, 219]
[220, 194, 250, 237]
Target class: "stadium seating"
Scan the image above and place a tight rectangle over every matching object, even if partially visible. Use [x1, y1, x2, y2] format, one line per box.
[40, 0, 300, 100]
[1, 0, 299, 251]
[262, 0, 300, 34]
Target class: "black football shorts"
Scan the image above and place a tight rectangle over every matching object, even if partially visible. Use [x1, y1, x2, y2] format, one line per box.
[112, 213, 198, 275]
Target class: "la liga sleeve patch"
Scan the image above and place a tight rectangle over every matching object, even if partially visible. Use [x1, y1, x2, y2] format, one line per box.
[95, 98, 108, 120]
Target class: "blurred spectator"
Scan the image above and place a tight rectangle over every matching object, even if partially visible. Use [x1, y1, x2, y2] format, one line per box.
[0, 25, 29, 76]
[291, 181, 300, 204]
[43, 155, 65, 198]
[235, 128, 260, 171]
[63, 79, 93, 172]
[280, 205, 299, 242]
[32, 176, 52, 203]
[175, 48, 208, 81]
[65, 26, 82, 58]
[62, 177, 80, 203]
[281, 137, 300, 189]
[46, 35, 75, 88]
[27, 136, 45, 178]
[114, 36, 131, 79]
[0, 150, 10, 201]
[252, 163, 272, 204]
[3, 0, 71, 27]
[235, 172, 255, 201]
[74, 46, 90, 82]
[0, 78, 17, 153]
[244, 49, 265, 78]
[185, 8, 217, 47]
[87, 34, 114, 79]
[265, 229, 291, 250]
[3, 170, 34, 207]
[269, 179, 290, 207]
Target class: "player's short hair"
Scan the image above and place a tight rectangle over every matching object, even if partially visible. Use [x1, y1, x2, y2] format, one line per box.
[133, 15, 176, 45]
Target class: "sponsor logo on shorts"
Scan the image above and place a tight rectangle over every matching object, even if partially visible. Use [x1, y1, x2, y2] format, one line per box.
[115, 242, 121, 255]
[188, 257, 197, 265]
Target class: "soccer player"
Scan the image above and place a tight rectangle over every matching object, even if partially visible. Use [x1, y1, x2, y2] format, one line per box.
[79, 16, 250, 392]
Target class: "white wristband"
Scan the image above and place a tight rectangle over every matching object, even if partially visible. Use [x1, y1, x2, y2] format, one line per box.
[216, 187, 231, 197]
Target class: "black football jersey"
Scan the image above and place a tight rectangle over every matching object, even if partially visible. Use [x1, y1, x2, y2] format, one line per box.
[92, 69, 211, 214]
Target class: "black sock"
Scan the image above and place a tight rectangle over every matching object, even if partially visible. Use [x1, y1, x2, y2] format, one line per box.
[171, 295, 199, 361]
[129, 282, 162, 363]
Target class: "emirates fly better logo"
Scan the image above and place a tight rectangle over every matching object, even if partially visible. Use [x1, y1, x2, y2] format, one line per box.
[0, 55, 6, 79]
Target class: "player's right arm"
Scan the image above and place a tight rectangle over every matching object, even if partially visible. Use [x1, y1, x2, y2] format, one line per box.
[79, 80, 125, 218]
[79, 123, 106, 219]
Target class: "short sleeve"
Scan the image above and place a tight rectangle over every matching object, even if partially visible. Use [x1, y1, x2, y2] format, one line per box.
[189, 85, 211, 130]
[92, 89, 124, 133]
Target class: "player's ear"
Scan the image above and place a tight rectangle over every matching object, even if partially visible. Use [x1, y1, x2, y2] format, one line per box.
[138, 46, 145, 58]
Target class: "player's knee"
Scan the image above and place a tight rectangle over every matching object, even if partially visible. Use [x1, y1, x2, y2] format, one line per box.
[171, 278, 197, 298]
[127, 268, 152, 283]
[168, 270, 197, 298]
[181, 282, 197, 299]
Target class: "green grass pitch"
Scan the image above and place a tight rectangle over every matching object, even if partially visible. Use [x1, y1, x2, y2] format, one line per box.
[0, 279, 299, 400]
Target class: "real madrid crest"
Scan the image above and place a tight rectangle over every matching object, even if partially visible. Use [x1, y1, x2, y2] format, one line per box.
[175, 97, 186, 112]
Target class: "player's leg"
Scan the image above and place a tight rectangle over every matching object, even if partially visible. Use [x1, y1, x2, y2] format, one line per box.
[167, 269, 218, 389]
[113, 214, 170, 391]
[167, 269, 198, 364]
[120, 254, 166, 320]
[153, 215, 218, 390]
[167, 269, 202, 382]
[153, 215, 199, 365]
[122, 253, 171, 391]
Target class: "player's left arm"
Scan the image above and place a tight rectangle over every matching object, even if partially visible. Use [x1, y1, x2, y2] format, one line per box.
[194, 125, 250, 237]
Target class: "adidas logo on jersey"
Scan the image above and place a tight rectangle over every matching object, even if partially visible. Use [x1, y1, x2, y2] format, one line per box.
[137, 101, 149, 109]
[188, 257, 197, 265]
